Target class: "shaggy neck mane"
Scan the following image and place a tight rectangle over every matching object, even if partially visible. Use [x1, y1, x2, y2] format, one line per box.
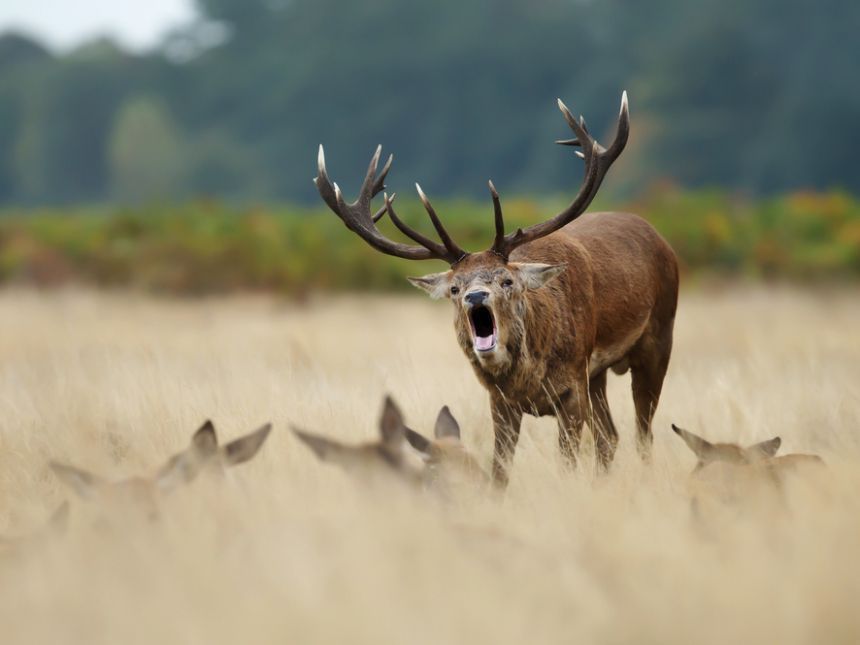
[486, 288, 566, 392]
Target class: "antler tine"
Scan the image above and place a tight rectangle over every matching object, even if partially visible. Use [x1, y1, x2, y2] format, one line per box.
[415, 184, 468, 262]
[333, 182, 349, 212]
[384, 193, 449, 256]
[314, 145, 339, 213]
[607, 90, 630, 160]
[314, 146, 436, 261]
[488, 180, 506, 254]
[360, 145, 393, 201]
[360, 144, 383, 202]
[579, 115, 589, 134]
[372, 192, 392, 223]
[573, 90, 629, 206]
[314, 145, 466, 263]
[557, 99, 593, 157]
[493, 92, 630, 258]
[372, 153, 394, 197]
[553, 103, 589, 148]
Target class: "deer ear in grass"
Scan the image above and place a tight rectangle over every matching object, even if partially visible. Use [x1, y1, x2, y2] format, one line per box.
[291, 426, 344, 462]
[379, 396, 406, 447]
[672, 424, 715, 460]
[191, 420, 219, 457]
[404, 427, 433, 457]
[434, 406, 461, 440]
[49, 462, 102, 500]
[747, 436, 782, 460]
[223, 423, 272, 466]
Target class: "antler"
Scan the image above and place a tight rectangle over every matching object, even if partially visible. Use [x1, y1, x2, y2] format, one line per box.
[490, 91, 630, 258]
[315, 93, 629, 264]
[314, 145, 466, 264]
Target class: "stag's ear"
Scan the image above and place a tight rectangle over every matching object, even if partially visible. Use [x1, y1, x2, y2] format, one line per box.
[434, 406, 461, 440]
[223, 423, 272, 466]
[379, 396, 406, 447]
[747, 436, 781, 459]
[672, 424, 715, 460]
[511, 263, 566, 289]
[50, 462, 102, 500]
[404, 427, 433, 458]
[407, 272, 453, 299]
[291, 426, 343, 462]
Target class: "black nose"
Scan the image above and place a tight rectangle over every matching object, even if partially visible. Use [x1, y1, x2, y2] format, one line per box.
[464, 291, 489, 306]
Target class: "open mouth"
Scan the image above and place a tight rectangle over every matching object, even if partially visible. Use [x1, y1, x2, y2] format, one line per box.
[469, 305, 497, 352]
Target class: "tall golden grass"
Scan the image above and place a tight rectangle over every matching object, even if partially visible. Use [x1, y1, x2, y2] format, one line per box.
[0, 287, 858, 644]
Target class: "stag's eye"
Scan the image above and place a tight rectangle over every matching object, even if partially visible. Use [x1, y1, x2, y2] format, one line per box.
[502, 278, 514, 288]
[450, 286, 460, 295]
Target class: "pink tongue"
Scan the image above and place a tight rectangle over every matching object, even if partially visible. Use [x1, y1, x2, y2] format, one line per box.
[474, 334, 495, 351]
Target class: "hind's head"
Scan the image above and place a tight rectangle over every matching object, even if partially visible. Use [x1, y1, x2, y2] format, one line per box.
[292, 396, 420, 486]
[157, 419, 272, 487]
[671, 424, 781, 471]
[51, 419, 272, 519]
[403, 405, 488, 489]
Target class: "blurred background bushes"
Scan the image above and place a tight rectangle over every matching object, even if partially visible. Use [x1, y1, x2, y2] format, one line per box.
[2, 187, 859, 294]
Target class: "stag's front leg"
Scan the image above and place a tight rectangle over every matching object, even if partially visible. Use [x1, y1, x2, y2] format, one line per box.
[557, 378, 591, 470]
[490, 399, 523, 489]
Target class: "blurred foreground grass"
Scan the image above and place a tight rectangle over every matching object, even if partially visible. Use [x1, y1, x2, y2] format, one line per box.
[1, 287, 859, 644]
[2, 185, 860, 294]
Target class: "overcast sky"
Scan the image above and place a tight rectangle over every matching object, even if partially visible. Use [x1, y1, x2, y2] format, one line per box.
[0, 0, 195, 52]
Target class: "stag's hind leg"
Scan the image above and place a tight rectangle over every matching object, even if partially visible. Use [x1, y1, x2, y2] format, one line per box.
[589, 370, 619, 469]
[628, 324, 673, 460]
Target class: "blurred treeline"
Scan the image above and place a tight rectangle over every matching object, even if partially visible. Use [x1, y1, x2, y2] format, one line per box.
[0, 0, 857, 206]
[2, 187, 859, 293]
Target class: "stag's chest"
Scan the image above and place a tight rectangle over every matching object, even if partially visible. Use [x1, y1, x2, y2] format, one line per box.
[469, 350, 573, 416]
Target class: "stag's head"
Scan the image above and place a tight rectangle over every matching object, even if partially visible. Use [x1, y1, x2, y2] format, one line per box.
[408, 250, 566, 372]
[404, 405, 489, 490]
[314, 94, 629, 373]
[291, 396, 422, 487]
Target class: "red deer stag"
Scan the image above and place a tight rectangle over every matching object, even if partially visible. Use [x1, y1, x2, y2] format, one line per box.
[314, 93, 678, 486]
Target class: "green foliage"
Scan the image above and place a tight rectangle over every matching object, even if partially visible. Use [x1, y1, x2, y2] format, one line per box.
[109, 97, 187, 202]
[1, 188, 859, 293]
[0, 0, 857, 205]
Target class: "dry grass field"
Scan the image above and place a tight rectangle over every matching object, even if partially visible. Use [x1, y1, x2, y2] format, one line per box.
[0, 286, 859, 645]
